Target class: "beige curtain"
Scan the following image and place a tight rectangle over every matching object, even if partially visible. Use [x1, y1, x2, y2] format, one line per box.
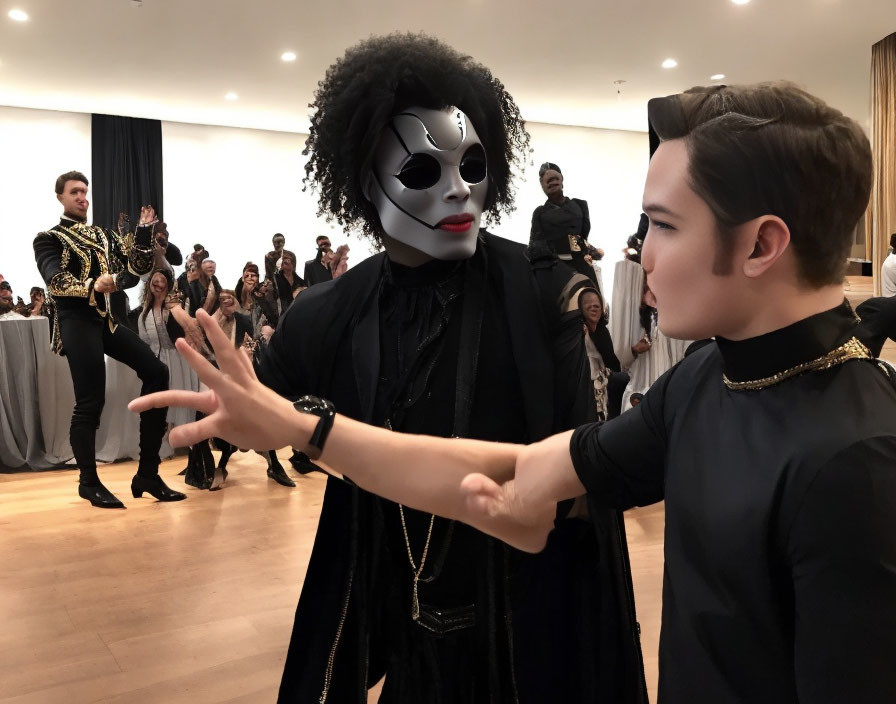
[865, 33, 896, 295]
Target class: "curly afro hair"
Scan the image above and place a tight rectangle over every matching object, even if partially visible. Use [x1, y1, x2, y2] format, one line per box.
[303, 32, 530, 246]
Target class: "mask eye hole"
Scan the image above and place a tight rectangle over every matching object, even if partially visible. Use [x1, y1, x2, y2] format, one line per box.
[459, 144, 487, 184]
[395, 154, 441, 190]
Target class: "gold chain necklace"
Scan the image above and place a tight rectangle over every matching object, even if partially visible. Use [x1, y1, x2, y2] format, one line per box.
[723, 337, 871, 391]
[397, 504, 436, 621]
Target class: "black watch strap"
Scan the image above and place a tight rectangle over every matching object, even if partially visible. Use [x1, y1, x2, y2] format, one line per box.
[292, 395, 336, 460]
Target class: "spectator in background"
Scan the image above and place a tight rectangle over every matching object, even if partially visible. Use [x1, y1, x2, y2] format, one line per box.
[579, 287, 620, 420]
[137, 269, 202, 431]
[234, 262, 260, 312]
[265, 233, 287, 282]
[530, 162, 599, 287]
[190, 258, 221, 315]
[882, 232, 896, 297]
[150, 222, 182, 274]
[0, 280, 27, 319]
[274, 251, 305, 312]
[303, 235, 333, 286]
[28, 287, 48, 317]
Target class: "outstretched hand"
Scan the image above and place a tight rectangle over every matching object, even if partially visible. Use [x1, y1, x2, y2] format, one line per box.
[128, 309, 313, 451]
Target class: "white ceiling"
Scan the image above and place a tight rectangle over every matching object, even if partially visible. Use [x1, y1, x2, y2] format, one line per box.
[0, 0, 892, 134]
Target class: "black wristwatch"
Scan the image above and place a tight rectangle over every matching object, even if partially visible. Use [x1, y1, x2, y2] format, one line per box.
[292, 395, 336, 460]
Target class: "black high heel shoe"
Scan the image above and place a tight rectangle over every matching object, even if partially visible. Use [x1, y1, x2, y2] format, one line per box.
[131, 474, 187, 501]
[268, 461, 296, 487]
[79, 482, 126, 509]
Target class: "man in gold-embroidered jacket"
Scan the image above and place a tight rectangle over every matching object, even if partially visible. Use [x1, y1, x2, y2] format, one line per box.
[33, 170, 186, 508]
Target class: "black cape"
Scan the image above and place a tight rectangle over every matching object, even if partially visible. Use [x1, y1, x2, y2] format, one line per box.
[259, 232, 647, 703]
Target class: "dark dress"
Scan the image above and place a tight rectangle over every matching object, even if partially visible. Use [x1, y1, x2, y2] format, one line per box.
[259, 232, 647, 703]
[530, 197, 598, 287]
[571, 302, 896, 703]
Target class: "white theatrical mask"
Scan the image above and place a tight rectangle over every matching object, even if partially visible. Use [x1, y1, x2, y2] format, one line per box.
[365, 106, 489, 260]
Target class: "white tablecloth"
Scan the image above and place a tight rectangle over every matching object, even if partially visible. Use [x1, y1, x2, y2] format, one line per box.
[0, 317, 168, 470]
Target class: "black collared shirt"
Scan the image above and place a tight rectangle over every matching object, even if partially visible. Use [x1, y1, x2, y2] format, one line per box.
[571, 302, 896, 703]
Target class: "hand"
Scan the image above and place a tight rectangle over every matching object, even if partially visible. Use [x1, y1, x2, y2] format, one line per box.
[169, 306, 207, 352]
[94, 274, 117, 293]
[261, 325, 275, 341]
[128, 309, 315, 451]
[584, 254, 593, 265]
[138, 205, 156, 226]
[459, 437, 564, 553]
[632, 336, 652, 356]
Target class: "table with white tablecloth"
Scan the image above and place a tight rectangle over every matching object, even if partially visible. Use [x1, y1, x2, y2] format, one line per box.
[0, 317, 173, 470]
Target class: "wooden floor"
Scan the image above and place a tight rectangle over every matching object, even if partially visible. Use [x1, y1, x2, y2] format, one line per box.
[1, 277, 890, 704]
[0, 454, 665, 704]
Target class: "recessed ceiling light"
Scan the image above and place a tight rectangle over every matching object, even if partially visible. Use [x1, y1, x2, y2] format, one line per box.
[661, 58, 678, 69]
[281, 51, 297, 62]
[710, 74, 726, 80]
[8, 9, 29, 21]
[225, 92, 238, 101]
[731, 0, 750, 4]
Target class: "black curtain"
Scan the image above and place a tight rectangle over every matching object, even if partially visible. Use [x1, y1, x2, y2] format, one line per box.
[91, 114, 163, 231]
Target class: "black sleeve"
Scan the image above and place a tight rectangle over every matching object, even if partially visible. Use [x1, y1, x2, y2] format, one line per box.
[165, 311, 185, 341]
[529, 207, 544, 243]
[34, 232, 95, 299]
[569, 365, 672, 509]
[856, 296, 896, 358]
[578, 199, 591, 239]
[257, 302, 307, 399]
[787, 436, 896, 703]
[303, 261, 314, 285]
[165, 242, 183, 266]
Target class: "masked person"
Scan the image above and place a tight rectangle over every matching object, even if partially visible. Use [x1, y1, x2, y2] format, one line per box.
[261, 33, 642, 704]
[34, 171, 185, 508]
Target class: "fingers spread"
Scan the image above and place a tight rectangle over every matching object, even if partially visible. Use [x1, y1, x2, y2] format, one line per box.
[129, 389, 218, 415]
[167, 414, 220, 448]
[173, 337, 221, 387]
[196, 310, 244, 377]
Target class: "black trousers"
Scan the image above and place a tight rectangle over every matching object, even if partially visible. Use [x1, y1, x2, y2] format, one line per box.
[59, 307, 169, 482]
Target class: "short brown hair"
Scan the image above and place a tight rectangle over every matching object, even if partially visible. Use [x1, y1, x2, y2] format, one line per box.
[648, 82, 872, 287]
[55, 170, 88, 194]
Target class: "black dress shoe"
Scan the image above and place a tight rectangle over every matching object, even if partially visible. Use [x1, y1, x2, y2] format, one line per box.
[79, 483, 126, 509]
[131, 474, 187, 501]
[289, 450, 324, 475]
[267, 464, 296, 487]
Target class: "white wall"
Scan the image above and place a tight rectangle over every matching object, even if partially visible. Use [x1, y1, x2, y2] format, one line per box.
[0, 106, 92, 300]
[1, 106, 649, 310]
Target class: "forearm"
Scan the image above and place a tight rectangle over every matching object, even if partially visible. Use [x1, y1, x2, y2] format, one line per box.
[311, 413, 521, 519]
[514, 431, 585, 507]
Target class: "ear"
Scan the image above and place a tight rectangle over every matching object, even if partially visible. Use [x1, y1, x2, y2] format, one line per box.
[56, 193, 63, 204]
[741, 215, 791, 279]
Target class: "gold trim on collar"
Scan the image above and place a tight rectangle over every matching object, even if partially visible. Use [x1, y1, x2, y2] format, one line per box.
[723, 337, 872, 391]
